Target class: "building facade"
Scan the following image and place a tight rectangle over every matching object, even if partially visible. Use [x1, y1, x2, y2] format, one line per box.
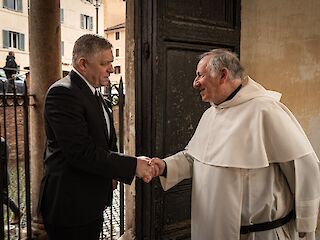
[0, 0, 29, 73]
[0, 0, 105, 74]
[104, 0, 126, 86]
[60, 0, 105, 72]
[105, 23, 125, 85]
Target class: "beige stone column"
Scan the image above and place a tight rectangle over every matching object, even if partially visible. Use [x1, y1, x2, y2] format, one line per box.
[29, 0, 61, 238]
[119, 0, 136, 239]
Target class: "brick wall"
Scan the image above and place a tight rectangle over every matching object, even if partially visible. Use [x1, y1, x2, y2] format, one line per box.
[0, 104, 26, 163]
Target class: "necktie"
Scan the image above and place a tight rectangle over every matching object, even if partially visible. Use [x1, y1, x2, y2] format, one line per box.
[94, 90, 117, 149]
[95, 90, 111, 138]
[95, 89, 103, 108]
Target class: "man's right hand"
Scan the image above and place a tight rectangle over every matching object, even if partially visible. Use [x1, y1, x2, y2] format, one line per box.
[136, 156, 154, 183]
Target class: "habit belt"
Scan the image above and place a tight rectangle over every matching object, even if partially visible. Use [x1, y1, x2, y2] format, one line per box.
[240, 210, 295, 234]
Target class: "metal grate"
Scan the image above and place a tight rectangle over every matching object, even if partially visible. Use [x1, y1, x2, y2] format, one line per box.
[1, 76, 32, 240]
[1, 77, 126, 240]
[100, 187, 125, 239]
[100, 79, 126, 240]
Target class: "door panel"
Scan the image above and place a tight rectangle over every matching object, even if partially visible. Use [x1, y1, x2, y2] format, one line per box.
[160, 0, 240, 45]
[135, 0, 240, 239]
[163, 44, 217, 154]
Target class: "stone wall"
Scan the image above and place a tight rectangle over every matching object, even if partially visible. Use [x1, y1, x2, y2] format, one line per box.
[241, 0, 320, 237]
[241, 0, 320, 156]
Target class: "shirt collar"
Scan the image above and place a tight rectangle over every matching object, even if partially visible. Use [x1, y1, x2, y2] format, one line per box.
[210, 84, 242, 107]
[225, 84, 242, 102]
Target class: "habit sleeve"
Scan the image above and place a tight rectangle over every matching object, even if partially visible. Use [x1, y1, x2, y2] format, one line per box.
[160, 151, 194, 191]
[280, 152, 320, 232]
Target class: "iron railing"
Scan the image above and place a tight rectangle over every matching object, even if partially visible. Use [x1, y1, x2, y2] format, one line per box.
[0, 72, 32, 240]
[1, 73, 126, 240]
[100, 77, 126, 239]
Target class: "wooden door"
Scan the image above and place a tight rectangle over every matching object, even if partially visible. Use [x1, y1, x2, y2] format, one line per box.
[134, 0, 241, 239]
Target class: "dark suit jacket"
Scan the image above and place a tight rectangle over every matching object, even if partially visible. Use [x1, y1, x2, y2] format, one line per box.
[38, 70, 137, 226]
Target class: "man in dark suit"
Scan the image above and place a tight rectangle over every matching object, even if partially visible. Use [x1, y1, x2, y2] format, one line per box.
[38, 34, 154, 240]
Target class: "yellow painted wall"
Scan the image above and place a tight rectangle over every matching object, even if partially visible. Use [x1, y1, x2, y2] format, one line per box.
[241, 0, 320, 156]
[104, 0, 125, 28]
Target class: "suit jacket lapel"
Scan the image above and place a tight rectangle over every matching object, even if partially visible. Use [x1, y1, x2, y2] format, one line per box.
[97, 92, 117, 147]
[70, 70, 109, 141]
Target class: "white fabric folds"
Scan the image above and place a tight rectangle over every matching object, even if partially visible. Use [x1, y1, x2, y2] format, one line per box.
[187, 77, 316, 168]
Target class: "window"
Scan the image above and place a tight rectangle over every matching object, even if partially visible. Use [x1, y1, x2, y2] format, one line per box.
[80, 14, 93, 31]
[115, 49, 119, 57]
[2, 30, 25, 50]
[61, 41, 64, 56]
[115, 32, 120, 40]
[114, 66, 121, 74]
[3, 0, 23, 12]
[60, 8, 64, 23]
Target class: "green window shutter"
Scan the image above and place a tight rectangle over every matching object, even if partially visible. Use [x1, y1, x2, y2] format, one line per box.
[80, 14, 84, 29]
[60, 8, 64, 23]
[3, 0, 8, 8]
[3, 30, 9, 48]
[17, 0, 23, 12]
[61, 41, 64, 56]
[89, 16, 93, 31]
[18, 33, 25, 51]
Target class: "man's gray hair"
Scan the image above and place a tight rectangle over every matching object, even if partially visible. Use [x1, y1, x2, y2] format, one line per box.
[199, 49, 244, 79]
[72, 34, 113, 66]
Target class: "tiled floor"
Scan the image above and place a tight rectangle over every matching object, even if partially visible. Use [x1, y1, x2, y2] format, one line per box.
[100, 188, 124, 240]
[3, 186, 124, 240]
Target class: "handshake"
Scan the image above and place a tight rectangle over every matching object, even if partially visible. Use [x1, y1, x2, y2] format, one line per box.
[135, 156, 166, 183]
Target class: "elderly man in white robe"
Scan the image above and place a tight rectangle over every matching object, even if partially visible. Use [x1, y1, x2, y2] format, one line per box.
[152, 49, 320, 240]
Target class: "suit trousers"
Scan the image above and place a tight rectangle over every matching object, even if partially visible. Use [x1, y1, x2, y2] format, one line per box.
[43, 217, 103, 240]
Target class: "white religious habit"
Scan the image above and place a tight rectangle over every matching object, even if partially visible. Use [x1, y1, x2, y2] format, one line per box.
[160, 77, 320, 240]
